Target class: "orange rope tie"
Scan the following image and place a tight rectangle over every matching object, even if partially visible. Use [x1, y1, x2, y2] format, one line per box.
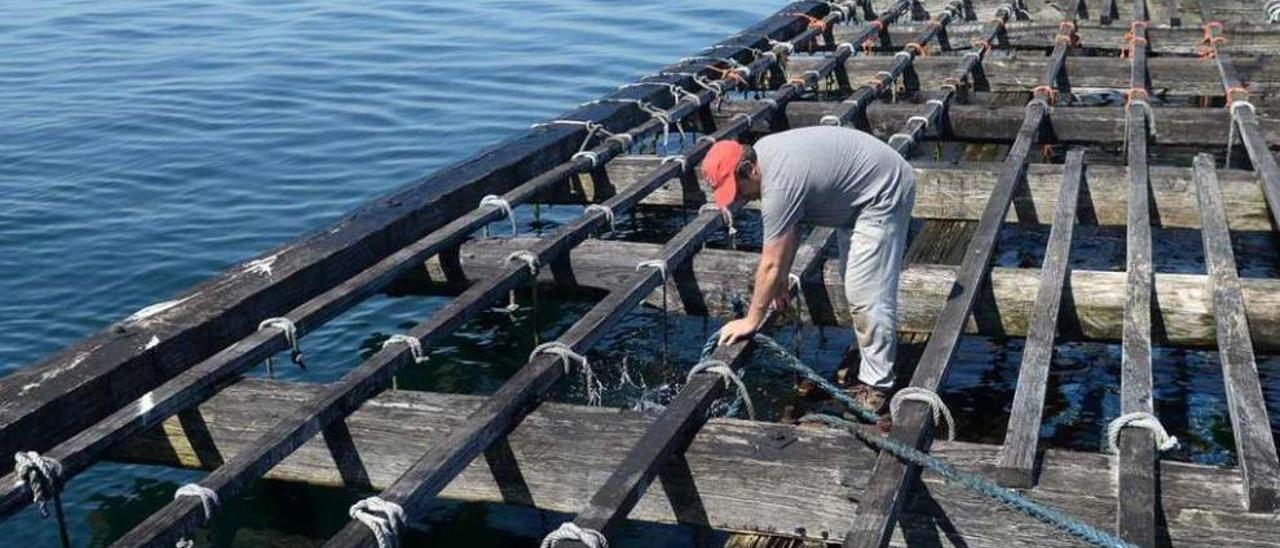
[868, 20, 885, 30]
[970, 37, 992, 56]
[1201, 21, 1223, 43]
[941, 76, 963, 92]
[1058, 20, 1076, 34]
[785, 12, 829, 32]
[1225, 86, 1249, 106]
[862, 38, 877, 54]
[905, 42, 928, 57]
[707, 66, 748, 87]
[1124, 87, 1149, 106]
[867, 71, 893, 93]
[927, 19, 943, 30]
[1032, 85, 1058, 105]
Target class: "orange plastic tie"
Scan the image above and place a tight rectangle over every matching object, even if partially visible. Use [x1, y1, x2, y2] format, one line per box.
[1225, 86, 1249, 106]
[1032, 85, 1058, 105]
[869, 20, 885, 30]
[862, 38, 877, 54]
[970, 37, 992, 55]
[927, 19, 943, 30]
[1124, 87, 1149, 106]
[785, 12, 829, 32]
[1058, 21, 1076, 34]
[905, 42, 929, 57]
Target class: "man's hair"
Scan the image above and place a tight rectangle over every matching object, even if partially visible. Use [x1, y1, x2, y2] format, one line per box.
[734, 144, 757, 182]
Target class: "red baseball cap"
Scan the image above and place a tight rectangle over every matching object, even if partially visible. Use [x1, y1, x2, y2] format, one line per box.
[700, 140, 744, 208]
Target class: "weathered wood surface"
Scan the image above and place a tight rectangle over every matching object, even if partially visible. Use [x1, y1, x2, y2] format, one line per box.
[1116, 2, 1158, 543]
[787, 54, 1280, 98]
[994, 149, 1084, 488]
[829, 21, 1280, 54]
[551, 156, 1274, 230]
[712, 101, 1280, 147]
[0, 0, 836, 461]
[1193, 153, 1280, 512]
[427, 237, 1280, 350]
[111, 380, 1280, 547]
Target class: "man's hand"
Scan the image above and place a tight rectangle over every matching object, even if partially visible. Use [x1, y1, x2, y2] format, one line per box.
[718, 317, 760, 347]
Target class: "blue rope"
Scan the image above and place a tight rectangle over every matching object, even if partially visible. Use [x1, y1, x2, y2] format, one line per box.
[697, 333, 1136, 548]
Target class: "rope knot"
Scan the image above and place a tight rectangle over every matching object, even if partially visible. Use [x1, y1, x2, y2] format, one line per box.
[174, 483, 220, 523]
[349, 496, 406, 548]
[688, 359, 756, 420]
[891, 387, 956, 441]
[1106, 412, 1178, 453]
[571, 150, 600, 168]
[820, 114, 842, 126]
[383, 334, 429, 364]
[258, 317, 303, 366]
[636, 259, 668, 281]
[531, 342, 601, 406]
[698, 204, 737, 237]
[584, 204, 616, 233]
[541, 522, 608, 548]
[14, 451, 63, 518]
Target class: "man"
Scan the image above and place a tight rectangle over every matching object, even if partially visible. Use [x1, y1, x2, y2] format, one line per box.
[701, 125, 916, 412]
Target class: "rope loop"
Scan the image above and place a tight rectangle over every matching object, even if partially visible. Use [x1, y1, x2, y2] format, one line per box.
[696, 135, 718, 147]
[908, 114, 931, 130]
[661, 154, 688, 172]
[820, 114, 843, 126]
[478, 195, 518, 237]
[940, 76, 962, 93]
[835, 42, 856, 55]
[607, 132, 634, 150]
[541, 522, 608, 548]
[258, 317, 304, 368]
[1225, 85, 1250, 106]
[891, 387, 956, 441]
[571, 150, 600, 169]
[699, 203, 737, 236]
[970, 37, 992, 56]
[174, 483, 220, 523]
[635, 259, 668, 281]
[530, 341, 588, 373]
[688, 359, 756, 420]
[1269, 0, 1280, 22]
[14, 451, 63, 517]
[784, 11, 829, 32]
[888, 133, 915, 148]
[904, 42, 928, 57]
[1031, 84, 1058, 105]
[383, 334, 429, 364]
[505, 251, 541, 277]
[349, 496, 406, 548]
[584, 204, 617, 233]
[1106, 412, 1179, 453]
[926, 98, 946, 110]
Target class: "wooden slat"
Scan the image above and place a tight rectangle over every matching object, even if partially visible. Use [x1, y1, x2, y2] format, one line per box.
[543, 228, 835, 548]
[1116, 1, 1158, 544]
[830, 21, 1280, 54]
[843, 18, 1074, 546]
[1193, 153, 1280, 512]
[994, 148, 1084, 488]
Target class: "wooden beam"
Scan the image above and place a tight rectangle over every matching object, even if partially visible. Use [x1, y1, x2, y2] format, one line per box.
[994, 148, 1084, 488]
[553, 157, 1274, 230]
[843, 24, 1071, 546]
[1193, 153, 1280, 512]
[1215, 52, 1280, 233]
[785, 54, 1280, 98]
[430, 237, 1280, 350]
[830, 21, 1280, 54]
[110, 380, 1280, 547]
[0, 0, 835, 463]
[1116, 3, 1158, 544]
[712, 101, 1280, 147]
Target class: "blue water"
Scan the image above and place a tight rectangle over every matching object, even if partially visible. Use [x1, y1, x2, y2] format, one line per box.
[2, 1, 1278, 546]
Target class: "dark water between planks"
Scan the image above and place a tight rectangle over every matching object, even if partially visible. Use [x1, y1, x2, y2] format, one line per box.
[3, 1, 1280, 546]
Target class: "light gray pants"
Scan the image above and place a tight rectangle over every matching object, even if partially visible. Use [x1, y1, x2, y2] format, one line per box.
[835, 180, 915, 389]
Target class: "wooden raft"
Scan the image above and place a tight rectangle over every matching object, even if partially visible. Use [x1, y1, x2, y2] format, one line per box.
[3, 0, 1280, 547]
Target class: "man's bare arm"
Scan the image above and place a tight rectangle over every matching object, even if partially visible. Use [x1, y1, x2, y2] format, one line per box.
[719, 224, 801, 345]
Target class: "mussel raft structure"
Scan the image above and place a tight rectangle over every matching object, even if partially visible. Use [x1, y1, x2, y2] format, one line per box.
[4, 0, 1280, 546]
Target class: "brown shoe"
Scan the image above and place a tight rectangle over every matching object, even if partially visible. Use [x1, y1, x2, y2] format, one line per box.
[846, 384, 891, 415]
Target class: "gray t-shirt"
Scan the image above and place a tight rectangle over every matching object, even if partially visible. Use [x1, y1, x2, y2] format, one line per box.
[757, 126, 914, 242]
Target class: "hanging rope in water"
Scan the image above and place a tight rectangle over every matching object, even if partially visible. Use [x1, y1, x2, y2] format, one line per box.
[478, 195, 518, 238]
[711, 333, 1137, 548]
[541, 522, 608, 548]
[349, 496, 406, 548]
[173, 483, 220, 548]
[698, 204, 737, 249]
[14, 451, 71, 548]
[637, 259, 670, 363]
[531, 341, 603, 406]
[257, 317, 304, 377]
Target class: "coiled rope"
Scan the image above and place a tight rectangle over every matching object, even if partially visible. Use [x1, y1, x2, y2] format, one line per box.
[540, 522, 608, 548]
[349, 496, 406, 548]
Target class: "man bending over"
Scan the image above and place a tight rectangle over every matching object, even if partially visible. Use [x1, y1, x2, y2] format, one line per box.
[702, 125, 916, 413]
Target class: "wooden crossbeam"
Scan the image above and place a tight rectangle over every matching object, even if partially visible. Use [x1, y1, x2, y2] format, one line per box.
[101, 6, 842, 545]
[842, 7, 1077, 544]
[994, 148, 1084, 488]
[830, 21, 1280, 54]
[1192, 153, 1280, 512]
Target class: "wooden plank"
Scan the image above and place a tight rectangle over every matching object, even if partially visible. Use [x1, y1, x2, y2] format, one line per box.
[1116, 2, 1157, 543]
[712, 101, 1280, 147]
[431, 236, 1280, 350]
[110, 380, 1280, 547]
[994, 148, 1084, 488]
[1193, 153, 1280, 512]
[0, 0, 835, 462]
[843, 28, 1071, 546]
[544, 228, 835, 547]
[1216, 54, 1280, 233]
[555, 157, 1274, 230]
